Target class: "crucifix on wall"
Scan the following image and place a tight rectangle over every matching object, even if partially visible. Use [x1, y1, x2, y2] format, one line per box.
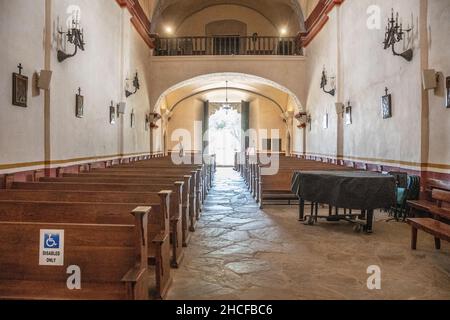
[12, 63, 28, 108]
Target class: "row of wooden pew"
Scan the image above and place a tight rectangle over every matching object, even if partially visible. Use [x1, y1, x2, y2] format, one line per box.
[0, 154, 216, 300]
[235, 153, 355, 209]
[407, 179, 450, 250]
[236, 152, 450, 250]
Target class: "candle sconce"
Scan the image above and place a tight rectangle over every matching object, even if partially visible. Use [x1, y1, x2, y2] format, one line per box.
[149, 112, 161, 130]
[383, 9, 413, 61]
[57, 16, 85, 63]
[125, 72, 140, 98]
[295, 112, 307, 129]
[320, 67, 336, 96]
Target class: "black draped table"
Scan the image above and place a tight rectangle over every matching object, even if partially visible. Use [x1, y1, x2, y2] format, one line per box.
[291, 171, 396, 233]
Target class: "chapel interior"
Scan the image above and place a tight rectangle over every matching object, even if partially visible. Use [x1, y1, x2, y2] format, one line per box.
[0, 0, 449, 300]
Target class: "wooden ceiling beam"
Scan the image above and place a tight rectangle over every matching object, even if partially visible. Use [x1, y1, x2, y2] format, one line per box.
[299, 0, 345, 47]
[116, 0, 155, 49]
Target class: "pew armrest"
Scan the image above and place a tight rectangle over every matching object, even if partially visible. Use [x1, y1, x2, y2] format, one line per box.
[121, 265, 146, 284]
[122, 265, 149, 300]
[152, 231, 169, 244]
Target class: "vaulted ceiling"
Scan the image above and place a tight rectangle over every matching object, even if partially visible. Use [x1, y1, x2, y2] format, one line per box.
[150, 0, 306, 33]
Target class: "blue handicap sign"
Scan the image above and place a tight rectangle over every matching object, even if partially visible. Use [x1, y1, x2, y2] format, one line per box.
[44, 233, 60, 249]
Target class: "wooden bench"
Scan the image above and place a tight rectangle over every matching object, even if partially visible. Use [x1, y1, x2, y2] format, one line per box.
[37, 176, 189, 256]
[407, 218, 450, 250]
[0, 207, 150, 300]
[0, 185, 185, 269]
[82, 168, 203, 220]
[0, 190, 172, 299]
[408, 189, 450, 221]
[257, 159, 355, 208]
[118, 157, 213, 192]
[56, 172, 198, 236]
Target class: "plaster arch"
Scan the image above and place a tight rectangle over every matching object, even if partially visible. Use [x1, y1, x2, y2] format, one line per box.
[152, 72, 304, 115]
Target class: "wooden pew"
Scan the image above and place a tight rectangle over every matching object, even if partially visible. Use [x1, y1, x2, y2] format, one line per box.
[60, 173, 196, 235]
[118, 157, 212, 192]
[408, 189, 450, 221]
[104, 167, 205, 210]
[2, 188, 172, 299]
[109, 158, 209, 201]
[68, 169, 203, 222]
[0, 207, 150, 300]
[0, 185, 186, 269]
[407, 218, 450, 250]
[257, 158, 355, 208]
[406, 189, 450, 251]
[37, 176, 188, 257]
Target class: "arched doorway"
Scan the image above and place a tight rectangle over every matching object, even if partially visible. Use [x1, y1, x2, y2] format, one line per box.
[153, 72, 304, 159]
[208, 105, 241, 166]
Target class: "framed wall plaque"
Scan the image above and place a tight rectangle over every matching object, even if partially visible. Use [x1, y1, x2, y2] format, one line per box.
[12, 67, 28, 107]
[382, 87, 392, 119]
[75, 88, 84, 118]
[130, 110, 135, 128]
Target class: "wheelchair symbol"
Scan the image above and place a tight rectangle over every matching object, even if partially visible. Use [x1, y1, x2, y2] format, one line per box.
[44, 233, 60, 249]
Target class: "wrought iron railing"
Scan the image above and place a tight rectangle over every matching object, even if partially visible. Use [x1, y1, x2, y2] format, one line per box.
[154, 36, 302, 56]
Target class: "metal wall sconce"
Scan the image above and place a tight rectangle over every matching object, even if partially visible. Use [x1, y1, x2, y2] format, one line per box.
[320, 67, 336, 96]
[345, 101, 352, 125]
[295, 112, 307, 129]
[125, 72, 140, 98]
[148, 112, 162, 130]
[383, 9, 413, 62]
[57, 16, 85, 63]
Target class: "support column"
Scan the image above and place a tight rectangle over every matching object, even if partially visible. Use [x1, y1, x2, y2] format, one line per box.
[419, 0, 430, 181]
[44, 0, 52, 176]
[241, 101, 250, 151]
[202, 100, 209, 155]
[336, 4, 344, 161]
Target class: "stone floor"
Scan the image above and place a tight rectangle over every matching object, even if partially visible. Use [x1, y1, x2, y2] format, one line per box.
[167, 168, 450, 300]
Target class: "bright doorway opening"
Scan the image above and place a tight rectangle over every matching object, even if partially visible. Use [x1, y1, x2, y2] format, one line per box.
[208, 106, 241, 166]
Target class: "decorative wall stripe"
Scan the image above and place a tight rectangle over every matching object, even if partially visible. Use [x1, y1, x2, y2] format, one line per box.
[292, 152, 450, 172]
[0, 151, 153, 171]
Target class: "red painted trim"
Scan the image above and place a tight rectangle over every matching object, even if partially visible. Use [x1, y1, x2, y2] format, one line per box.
[116, 0, 155, 49]
[300, 0, 345, 47]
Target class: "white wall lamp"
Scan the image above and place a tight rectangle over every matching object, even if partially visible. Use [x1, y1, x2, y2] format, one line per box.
[34, 70, 53, 91]
[422, 69, 440, 90]
[116, 102, 127, 117]
[335, 102, 345, 117]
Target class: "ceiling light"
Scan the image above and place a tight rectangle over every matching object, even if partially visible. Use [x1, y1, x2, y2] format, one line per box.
[165, 26, 173, 34]
[280, 27, 288, 36]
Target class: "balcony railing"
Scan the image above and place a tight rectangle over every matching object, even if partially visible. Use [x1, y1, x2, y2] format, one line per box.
[154, 36, 302, 56]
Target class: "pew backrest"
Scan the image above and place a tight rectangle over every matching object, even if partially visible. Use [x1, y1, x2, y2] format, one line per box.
[0, 208, 149, 300]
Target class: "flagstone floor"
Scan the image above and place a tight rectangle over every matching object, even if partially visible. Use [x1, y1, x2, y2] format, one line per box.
[167, 168, 450, 300]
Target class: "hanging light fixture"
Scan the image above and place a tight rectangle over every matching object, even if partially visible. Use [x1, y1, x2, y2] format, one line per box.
[221, 81, 232, 112]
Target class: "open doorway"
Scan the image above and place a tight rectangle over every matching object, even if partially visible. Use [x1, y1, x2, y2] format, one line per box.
[208, 104, 241, 166]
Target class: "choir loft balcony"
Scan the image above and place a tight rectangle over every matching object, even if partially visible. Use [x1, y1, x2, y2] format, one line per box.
[153, 36, 303, 56]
